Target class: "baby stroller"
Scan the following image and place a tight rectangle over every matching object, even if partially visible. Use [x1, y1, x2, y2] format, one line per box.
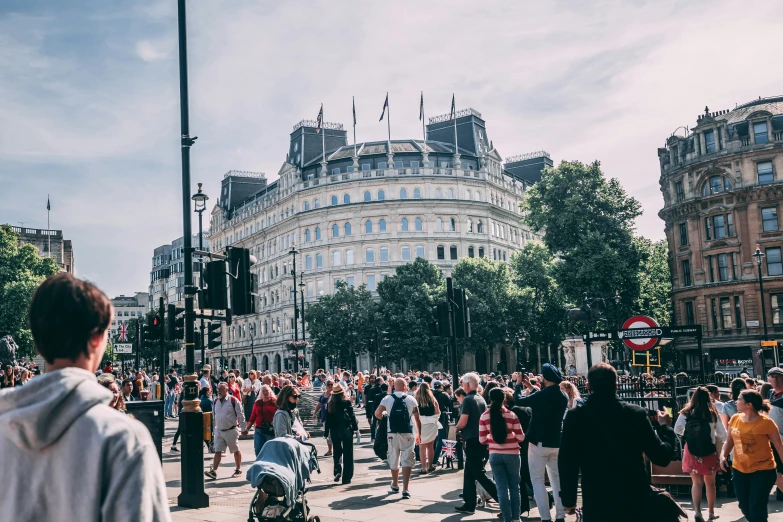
[246, 437, 321, 522]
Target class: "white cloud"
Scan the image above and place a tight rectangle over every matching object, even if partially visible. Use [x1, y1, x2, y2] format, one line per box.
[136, 40, 167, 62]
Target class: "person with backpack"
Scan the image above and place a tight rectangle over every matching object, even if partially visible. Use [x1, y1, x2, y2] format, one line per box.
[674, 386, 727, 521]
[324, 385, 358, 484]
[204, 381, 247, 479]
[375, 377, 422, 500]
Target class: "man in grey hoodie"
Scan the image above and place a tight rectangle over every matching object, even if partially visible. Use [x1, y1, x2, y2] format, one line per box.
[0, 273, 171, 522]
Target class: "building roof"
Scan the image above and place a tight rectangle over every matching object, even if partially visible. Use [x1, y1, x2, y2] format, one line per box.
[302, 139, 474, 168]
[697, 96, 783, 125]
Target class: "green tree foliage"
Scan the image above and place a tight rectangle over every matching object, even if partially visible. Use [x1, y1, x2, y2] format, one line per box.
[0, 225, 60, 359]
[522, 160, 644, 316]
[305, 281, 377, 369]
[376, 258, 445, 369]
[633, 237, 672, 325]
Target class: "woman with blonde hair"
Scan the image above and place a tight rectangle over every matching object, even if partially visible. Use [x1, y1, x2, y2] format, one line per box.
[415, 382, 441, 473]
[559, 380, 583, 409]
[247, 384, 278, 456]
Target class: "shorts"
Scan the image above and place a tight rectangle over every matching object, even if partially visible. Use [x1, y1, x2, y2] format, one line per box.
[387, 433, 415, 470]
[773, 444, 783, 474]
[213, 427, 240, 454]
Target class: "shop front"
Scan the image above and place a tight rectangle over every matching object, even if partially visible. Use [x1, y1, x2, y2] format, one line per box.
[712, 346, 754, 376]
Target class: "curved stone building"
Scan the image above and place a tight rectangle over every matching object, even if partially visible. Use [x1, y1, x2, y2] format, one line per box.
[206, 108, 550, 373]
[659, 96, 783, 375]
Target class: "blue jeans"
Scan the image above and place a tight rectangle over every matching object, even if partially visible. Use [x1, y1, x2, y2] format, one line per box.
[254, 430, 272, 458]
[164, 394, 175, 417]
[489, 453, 521, 522]
[355, 390, 363, 406]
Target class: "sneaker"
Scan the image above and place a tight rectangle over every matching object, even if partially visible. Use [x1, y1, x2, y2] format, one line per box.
[454, 505, 475, 514]
[170, 446, 179, 452]
[232, 469, 242, 478]
[402, 491, 411, 499]
[334, 473, 341, 483]
[204, 469, 217, 480]
[389, 484, 400, 494]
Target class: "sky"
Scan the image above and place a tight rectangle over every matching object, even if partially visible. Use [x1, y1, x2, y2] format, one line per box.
[1, 0, 782, 297]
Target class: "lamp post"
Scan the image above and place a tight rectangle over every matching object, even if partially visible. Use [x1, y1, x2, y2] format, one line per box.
[192, 183, 208, 369]
[299, 277, 306, 368]
[753, 245, 769, 340]
[289, 245, 300, 372]
[250, 330, 255, 371]
[614, 290, 622, 363]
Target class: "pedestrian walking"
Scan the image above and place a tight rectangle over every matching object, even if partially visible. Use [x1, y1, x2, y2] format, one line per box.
[514, 364, 567, 522]
[674, 386, 727, 521]
[454, 372, 499, 514]
[364, 375, 380, 440]
[165, 369, 178, 418]
[559, 363, 677, 522]
[432, 380, 452, 462]
[355, 371, 365, 408]
[766, 367, 783, 498]
[247, 384, 277, 457]
[121, 378, 136, 404]
[504, 388, 535, 517]
[324, 385, 358, 484]
[375, 377, 422, 500]
[720, 389, 783, 522]
[479, 387, 525, 522]
[227, 373, 242, 398]
[0, 273, 170, 521]
[559, 380, 584, 410]
[199, 386, 214, 452]
[243, 370, 262, 425]
[204, 382, 247, 479]
[274, 385, 308, 439]
[313, 380, 334, 455]
[415, 381, 441, 473]
[720, 377, 747, 432]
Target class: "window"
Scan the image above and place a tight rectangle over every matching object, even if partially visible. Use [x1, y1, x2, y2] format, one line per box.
[361, 163, 371, 171]
[773, 294, 783, 325]
[365, 248, 375, 263]
[468, 246, 475, 257]
[679, 223, 688, 246]
[304, 201, 310, 211]
[436, 218, 443, 231]
[343, 194, 351, 204]
[332, 224, 339, 238]
[380, 246, 389, 262]
[450, 245, 458, 260]
[331, 167, 340, 175]
[437, 245, 445, 260]
[720, 297, 732, 329]
[702, 176, 731, 196]
[767, 247, 783, 276]
[446, 188, 455, 199]
[411, 161, 419, 168]
[331, 195, 338, 206]
[315, 227, 321, 240]
[394, 161, 403, 169]
[704, 130, 716, 153]
[675, 181, 684, 202]
[400, 188, 408, 199]
[415, 245, 425, 258]
[401, 246, 411, 261]
[367, 275, 377, 291]
[682, 259, 692, 287]
[378, 162, 387, 169]
[379, 219, 387, 232]
[465, 189, 472, 200]
[314, 198, 320, 209]
[449, 217, 456, 231]
[754, 121, 769, 144]
[477, 220, 484, 233]
[758, 161, 774, 185]
[346, 249, 354, 264]
[332, 250, 341, 266]
[364, 191, 371, 202]
[762, 207, 778, 231]
[684, 301, 695, 325]
[713, 215, 725, 239]
[305, 255, 313, 270]
[345, 222, 352, 236]
[475, 191, 482, 202]
[415, 217, 423, 231]
[468, 218, 474, 232]
[365, 220, 373, 234]
[401, 218, 409, 232]
[316, 253, 323, 268]
[413, 188, 421, 199]
[717, 253, 730, 281]
[305, 229, 311, 242]
[478, 247, 485, 258]
[378, 190, 385, 201]
[435, 188, 442, 198]
[734, 296, 742, 329]
[345, 276, 355, 287]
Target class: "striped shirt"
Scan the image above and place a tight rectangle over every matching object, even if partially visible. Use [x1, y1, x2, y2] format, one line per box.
[478, 407, 525, 454]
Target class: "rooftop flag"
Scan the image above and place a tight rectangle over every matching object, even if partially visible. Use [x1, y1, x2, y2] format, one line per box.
[315, 104, 323, 133]
[450, 94, 456, 119]
[379, 93, 388, 122]
[419, 92, 424, 121]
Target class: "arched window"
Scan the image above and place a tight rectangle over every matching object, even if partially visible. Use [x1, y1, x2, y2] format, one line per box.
[401, 218, 409, 232]
[316, 253, 323, 268]
[702, 175, 732, 196]
[315, 226, 321, 240]
[479, 246, 485, 258]
[332, 224, 339, 238]
[401, 246, 411, 261]
[343, 193, 350, 204]
[379, 219, 387, 232]
[436, 217, 443, 231]
[415, 217, 423, 231]
[437, 245, 445, 259]
[305, 255, 313, 269]
[450, 217, 456, 231]
[345, 222, 352, 236]
[314, 198, 320, 208]
[468, 218, 473, 232]
[378, 189, 386, 201]
[304, 201, 310, 211]
[413, 188, 422, 199]
[435, 188, 443, 198]
[364, 191, 372, 202]
[380, 246, 389, 262]
[465, 189, 472, 200]
[331, 195, 338, 206]
[346, 249, 354, 264]
[365, 220, 373, 234]
[332, 250, 341, 266]
[400, 188, 408, 199]
[468, 246, 475, 257]
[450, 245, 458, 260]
[446, 188, 455, 199]
[475, 191, 482, 202]
[477, 220, 483, 233]
[415, 245, 425, 259]
[305, 229, 311, 242]
[365, 248, 375, 263]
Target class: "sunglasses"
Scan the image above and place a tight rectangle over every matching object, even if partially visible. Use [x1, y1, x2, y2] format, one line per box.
[291, 395, 301, 400]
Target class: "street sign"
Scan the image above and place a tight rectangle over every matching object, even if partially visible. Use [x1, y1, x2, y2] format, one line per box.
[631, 347, 661, 367]
[760, 340, 778, 348]
[648, 347, 661, 367]
[621, 315, 662, 351]
[747, 320, 760, 328]
[582, 331, 616, 342]
[114, 343, 133, 354]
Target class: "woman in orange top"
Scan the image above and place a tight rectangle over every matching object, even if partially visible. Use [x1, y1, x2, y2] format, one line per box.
[720, 389, 783, 522]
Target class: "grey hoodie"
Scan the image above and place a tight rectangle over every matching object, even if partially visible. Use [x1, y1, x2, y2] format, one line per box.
[0, 367, 171, 522]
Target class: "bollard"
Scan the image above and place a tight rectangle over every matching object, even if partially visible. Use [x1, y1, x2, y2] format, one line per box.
[177, 374, 209, 508]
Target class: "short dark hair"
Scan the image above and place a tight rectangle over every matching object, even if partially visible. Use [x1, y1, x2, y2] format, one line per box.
[121, 378, 133, 388]
[587, 363, 617, 395]
[454, 387, 466, 397]
[730, 378, 747, 401]
[29, 273, 112, 364]
[705, 384, 719, 395]
[740, 389, 770, 413]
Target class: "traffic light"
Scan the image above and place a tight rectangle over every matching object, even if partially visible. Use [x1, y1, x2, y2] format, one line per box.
[429, 302, 451, 337]
[454, 289, 471, 339]
[208, 322, 222, 350]
[167, 304, 185, 341]
[228, 247, 254, 316]
[201, 260, 228, 310]
[146, 314, 163, 341]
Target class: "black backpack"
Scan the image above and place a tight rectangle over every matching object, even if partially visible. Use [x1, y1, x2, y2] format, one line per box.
[388, 394, 412, 433]
[684, 415, 716, 457]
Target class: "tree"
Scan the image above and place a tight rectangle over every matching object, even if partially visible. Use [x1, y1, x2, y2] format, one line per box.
[376, 258, 445, 369]
[305, 281, 377, 370]
[633, 237, 672, 325]
[0, 225, 59, 359]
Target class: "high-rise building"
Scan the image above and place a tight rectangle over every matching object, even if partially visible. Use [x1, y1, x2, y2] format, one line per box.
[110, 293, 149, 339]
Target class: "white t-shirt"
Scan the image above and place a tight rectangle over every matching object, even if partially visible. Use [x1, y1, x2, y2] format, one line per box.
[242, 378, 262, 395]
[380, 391, 418, 432]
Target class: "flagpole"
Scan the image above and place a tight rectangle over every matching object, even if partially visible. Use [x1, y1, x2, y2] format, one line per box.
[453, 96, 458, 153]
[47, 195, 51, 258]
[421, 92, 426, 144]
[386, 92, 391, 146]
[321, 103, 326, 164]
[352, 96, 357, 157]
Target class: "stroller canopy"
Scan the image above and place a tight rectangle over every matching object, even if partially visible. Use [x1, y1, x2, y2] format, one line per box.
[246, 437, 315, 507]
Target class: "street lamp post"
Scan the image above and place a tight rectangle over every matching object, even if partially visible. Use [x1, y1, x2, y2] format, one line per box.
[299, 277, 306, 368]
[250, 331, 254, 371]
[753, 246, 769, 339]
[192, 183, 208, 369]
[289, 246, 300, 372]
[614, 290, 622, 363]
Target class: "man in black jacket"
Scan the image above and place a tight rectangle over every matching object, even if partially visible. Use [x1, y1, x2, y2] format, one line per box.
[558, 363, 675, 522]
[432, 380, 452, 459]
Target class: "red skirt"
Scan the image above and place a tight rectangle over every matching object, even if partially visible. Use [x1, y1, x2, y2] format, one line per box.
[682, 443, 719, 475]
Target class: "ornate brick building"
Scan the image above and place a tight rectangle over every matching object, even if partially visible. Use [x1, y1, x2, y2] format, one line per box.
[659, 96, 783, 375]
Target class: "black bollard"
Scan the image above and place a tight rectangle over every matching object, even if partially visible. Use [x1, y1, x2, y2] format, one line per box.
[177, 375, 209, 508]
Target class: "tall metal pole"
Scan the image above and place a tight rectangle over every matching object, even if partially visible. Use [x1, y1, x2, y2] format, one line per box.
[176, 0, 208, 509]
[446, 277, 458, 379]
[198, 210, 205, 367]
[300, 281, 306, 369]
[758, 259, 769, 339]
[292, 250, 299, 372]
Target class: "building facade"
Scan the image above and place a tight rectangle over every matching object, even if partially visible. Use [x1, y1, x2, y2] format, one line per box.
[109, 293, 149, 339]
[658, 96, 783, 375]
[148, 233, 209, 310]
[8, 225, 74, 273]
[206, 108, 550, 374]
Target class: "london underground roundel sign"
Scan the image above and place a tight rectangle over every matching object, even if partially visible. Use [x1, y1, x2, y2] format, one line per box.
[621, 315, 662, 351]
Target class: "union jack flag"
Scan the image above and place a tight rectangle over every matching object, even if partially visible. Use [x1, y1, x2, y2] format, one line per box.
[118, 323, 128, 342]
[441, 439, 457, 459]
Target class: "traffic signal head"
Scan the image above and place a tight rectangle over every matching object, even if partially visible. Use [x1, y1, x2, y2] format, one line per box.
[454, 289, 470, 339]
[208, 322, 222, 350]
[202, 260, 228, 311]
[167, 304, 185, 341]
[146, 314, 163, 341]
[228, 247, 253, 316]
